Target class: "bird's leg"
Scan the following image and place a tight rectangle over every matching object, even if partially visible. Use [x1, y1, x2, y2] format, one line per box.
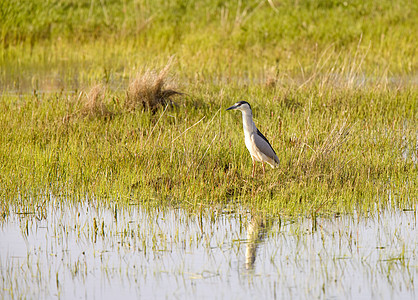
[251, 157, 256, 178]
[262, 162, 265, 174]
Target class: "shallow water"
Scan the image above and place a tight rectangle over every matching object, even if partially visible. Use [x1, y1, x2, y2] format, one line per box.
[0, 199, 416, 299]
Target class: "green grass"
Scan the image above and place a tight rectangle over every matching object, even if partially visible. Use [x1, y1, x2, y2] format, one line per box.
[0, 0, 416, 216]
[1, 0, 417, 90]
[0, 82, 416, 216]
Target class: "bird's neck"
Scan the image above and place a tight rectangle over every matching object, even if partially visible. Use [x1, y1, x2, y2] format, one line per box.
[241, 111, 257, 136]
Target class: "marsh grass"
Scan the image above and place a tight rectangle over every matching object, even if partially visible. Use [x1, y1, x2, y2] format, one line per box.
[0, 77, 415, 216]
[1, 0, 416, 93]
[0, 0, 416, 216]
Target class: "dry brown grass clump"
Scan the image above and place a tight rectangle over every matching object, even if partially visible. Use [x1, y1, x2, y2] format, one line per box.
[80, 84, 113, 118]
[125, 64, 182, 112]
[62, 84, 113, 122]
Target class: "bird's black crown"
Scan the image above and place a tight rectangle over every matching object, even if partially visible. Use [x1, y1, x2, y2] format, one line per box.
[236, 101, 251, 109]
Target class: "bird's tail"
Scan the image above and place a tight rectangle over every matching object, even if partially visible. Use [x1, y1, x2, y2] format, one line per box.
[268, 157, 280, 168]
[274, 157, 280, 168]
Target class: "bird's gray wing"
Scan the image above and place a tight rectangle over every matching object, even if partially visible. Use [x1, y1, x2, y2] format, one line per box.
[255, 129, 279, 162]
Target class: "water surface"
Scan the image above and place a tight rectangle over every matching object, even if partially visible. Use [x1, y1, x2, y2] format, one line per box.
[1, 198, 416, 299]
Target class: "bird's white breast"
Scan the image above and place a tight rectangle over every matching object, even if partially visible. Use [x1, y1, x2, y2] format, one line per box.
[245, 132, 263, 162]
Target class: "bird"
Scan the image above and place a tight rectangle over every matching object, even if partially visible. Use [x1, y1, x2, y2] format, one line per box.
[226, 101, 280, 177]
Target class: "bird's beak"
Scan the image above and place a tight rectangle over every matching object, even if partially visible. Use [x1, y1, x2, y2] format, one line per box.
[226, 104, 238, 111]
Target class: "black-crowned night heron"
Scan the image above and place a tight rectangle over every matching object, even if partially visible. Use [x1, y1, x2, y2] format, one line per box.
[226, 101, 280, 177]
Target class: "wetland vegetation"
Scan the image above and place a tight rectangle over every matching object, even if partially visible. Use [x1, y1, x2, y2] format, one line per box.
[0, 0, 417, 298]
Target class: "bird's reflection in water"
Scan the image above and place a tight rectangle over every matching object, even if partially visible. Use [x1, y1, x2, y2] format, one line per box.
[245, 216, 273, 270]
